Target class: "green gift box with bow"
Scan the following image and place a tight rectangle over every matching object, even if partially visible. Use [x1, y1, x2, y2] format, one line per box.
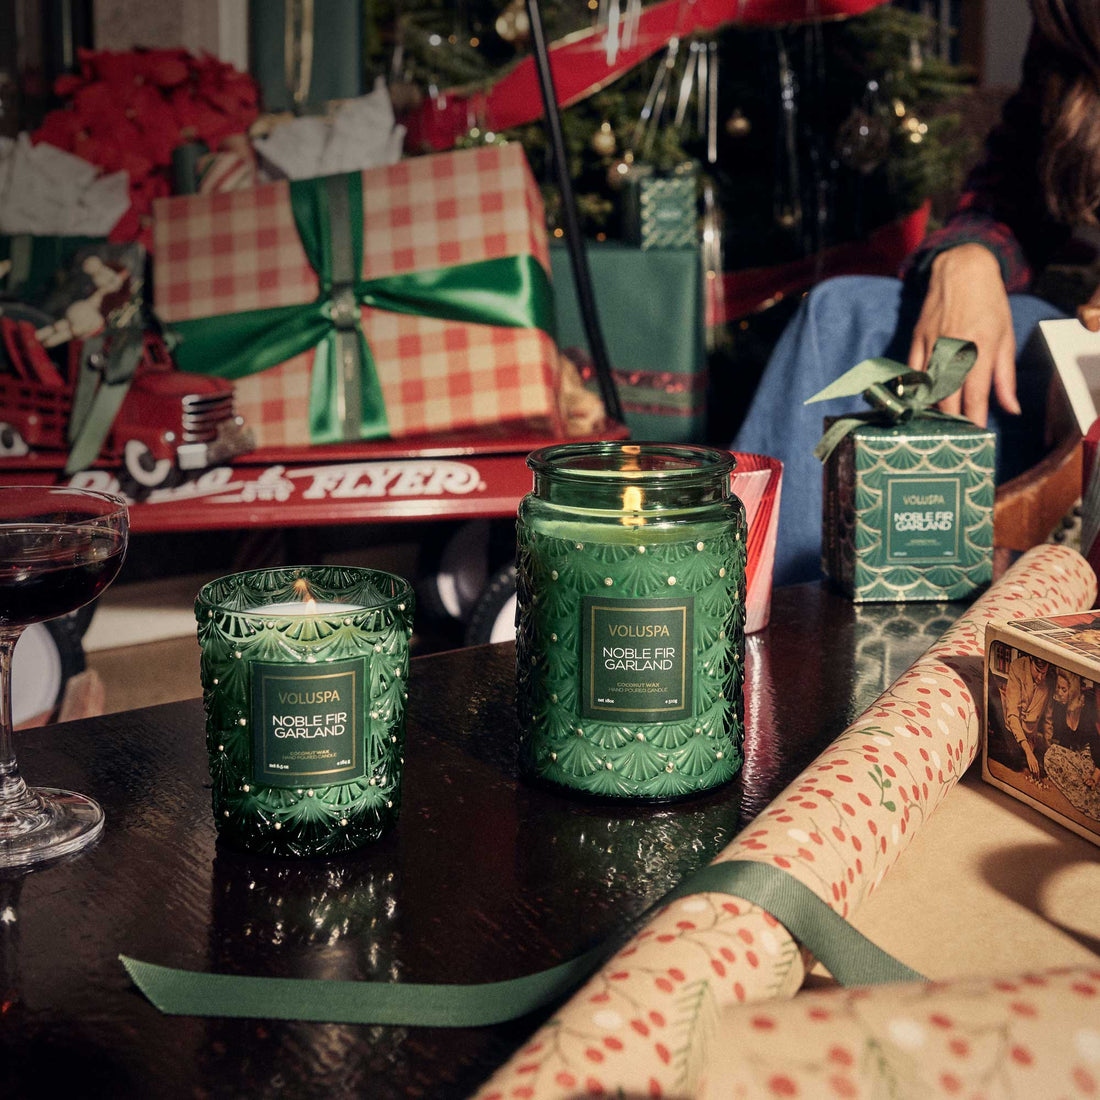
[807, 337, 996, 602]
[152, 146, 564, 448]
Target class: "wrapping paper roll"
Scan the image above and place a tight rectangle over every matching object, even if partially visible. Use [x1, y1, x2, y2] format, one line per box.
[475, 545, 1097, 1100]
[699, 966, 1100, 1098]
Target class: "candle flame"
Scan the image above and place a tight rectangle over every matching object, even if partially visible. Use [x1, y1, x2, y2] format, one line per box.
[293, 577, 318, 612]
[620, 446, 645, 525]
[621, 484, 645, 527]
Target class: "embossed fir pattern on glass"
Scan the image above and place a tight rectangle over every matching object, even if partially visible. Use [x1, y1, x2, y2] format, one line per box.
[196, 567, 413, 857]
[516, 443, 747, 800]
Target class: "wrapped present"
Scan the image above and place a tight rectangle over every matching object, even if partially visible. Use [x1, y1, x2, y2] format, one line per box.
[152, 145, 563, 447]
[620, 161, 699, 250]
[550, 242, 705, 443]
[809, 338, 995, 602]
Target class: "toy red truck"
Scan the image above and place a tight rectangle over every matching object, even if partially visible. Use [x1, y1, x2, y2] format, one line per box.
[0, 311, 252, 491]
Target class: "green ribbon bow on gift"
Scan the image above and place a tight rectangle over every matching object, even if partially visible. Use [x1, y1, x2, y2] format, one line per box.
[169, 173, 556, 444]
[805, 336, 979, 462]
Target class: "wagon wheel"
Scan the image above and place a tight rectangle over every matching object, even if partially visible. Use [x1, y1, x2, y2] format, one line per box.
[417, 519, 516, 625]
[12, 619, 85, 728]
[0, 422, 29, 458]
[120, 439, 177, 493]
[464, 561, 518, 647]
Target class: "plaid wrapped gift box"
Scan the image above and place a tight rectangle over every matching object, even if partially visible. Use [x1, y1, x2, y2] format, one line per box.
[152, 145, 563, 447]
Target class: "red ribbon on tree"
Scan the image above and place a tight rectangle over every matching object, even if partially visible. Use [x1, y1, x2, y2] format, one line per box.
[404, 0, 890, 152]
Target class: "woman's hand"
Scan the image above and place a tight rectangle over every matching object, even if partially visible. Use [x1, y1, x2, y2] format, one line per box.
[908, 243, 1021, 427]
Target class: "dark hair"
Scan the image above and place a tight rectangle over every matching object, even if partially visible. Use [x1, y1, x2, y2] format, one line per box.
[1032, 0, 1100, 224]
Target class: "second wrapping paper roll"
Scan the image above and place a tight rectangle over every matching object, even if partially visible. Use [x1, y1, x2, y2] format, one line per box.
[475, 544, 1097, 1100]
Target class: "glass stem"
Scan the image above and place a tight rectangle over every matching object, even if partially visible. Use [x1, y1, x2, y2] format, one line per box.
[0, 632, 27, 806]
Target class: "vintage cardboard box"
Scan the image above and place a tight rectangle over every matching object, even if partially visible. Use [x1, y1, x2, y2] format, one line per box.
[823, 418, 995, 602]
[152, 144, 563, 448]
[985, 610, 1100, 847]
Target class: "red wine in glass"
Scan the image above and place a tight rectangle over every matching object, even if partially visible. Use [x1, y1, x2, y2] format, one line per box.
[0, 525, 126, 628]
[0, 485, 129, 868]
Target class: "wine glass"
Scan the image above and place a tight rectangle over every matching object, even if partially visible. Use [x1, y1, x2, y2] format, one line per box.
[0, 485, 129, 868]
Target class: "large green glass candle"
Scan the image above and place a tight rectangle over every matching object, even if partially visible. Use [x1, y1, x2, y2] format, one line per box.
[516, 443, 747, 801]
[195, 566, 413, 857]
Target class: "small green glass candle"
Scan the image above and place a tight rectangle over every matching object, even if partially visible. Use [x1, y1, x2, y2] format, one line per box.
[195, 566, 413, 857]
[516, 442, 747, 801]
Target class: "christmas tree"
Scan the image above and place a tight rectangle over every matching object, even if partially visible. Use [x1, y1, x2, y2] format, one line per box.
[369, 2, 972, 261]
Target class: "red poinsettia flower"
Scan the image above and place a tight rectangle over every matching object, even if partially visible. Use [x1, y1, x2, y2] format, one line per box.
[53, 73, 85, 98]
[127, 86, 184, 165]
[33, 47, 260, 247]
[81, 48, 143, 87]
[33, 107, 83, 151]
[133, 49, 192, 88]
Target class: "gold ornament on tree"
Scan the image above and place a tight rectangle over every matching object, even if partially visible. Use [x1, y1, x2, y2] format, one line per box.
[607, 151, 634, 189]
[495, 0, 530, 45]
[725, 108, 751, 137]
[590, 120, 616, 156]
[895, 98, 928, 145]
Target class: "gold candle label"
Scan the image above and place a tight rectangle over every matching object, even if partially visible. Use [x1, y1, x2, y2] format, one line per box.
[581, 596, 694, 722]
[250, 658, 369, 787]
[885, 474, 962, 563]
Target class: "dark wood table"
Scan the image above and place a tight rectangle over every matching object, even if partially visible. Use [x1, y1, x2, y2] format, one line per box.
[1, 587, 959, 1099]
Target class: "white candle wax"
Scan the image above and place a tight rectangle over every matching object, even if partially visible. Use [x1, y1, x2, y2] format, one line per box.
[248, 601, 362, 616]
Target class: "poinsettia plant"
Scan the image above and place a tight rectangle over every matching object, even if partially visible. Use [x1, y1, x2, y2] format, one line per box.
[34, 48, 259, 246]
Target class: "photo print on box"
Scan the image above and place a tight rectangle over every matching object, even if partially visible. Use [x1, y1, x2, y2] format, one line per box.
[987, 638, 1100, 828]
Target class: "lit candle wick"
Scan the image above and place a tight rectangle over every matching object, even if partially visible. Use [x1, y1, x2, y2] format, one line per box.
[621, 484, 645, 527]
[292, 577, 321, 612]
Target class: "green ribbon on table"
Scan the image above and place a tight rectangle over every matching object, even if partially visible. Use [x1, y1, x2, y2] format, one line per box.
[169, 172, 556, 444]
[805, 336, 978, 462]
[120, 858, 924, 1028]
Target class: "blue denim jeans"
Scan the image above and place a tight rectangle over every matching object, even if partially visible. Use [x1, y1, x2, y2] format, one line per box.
[731, 275, 1067, 585]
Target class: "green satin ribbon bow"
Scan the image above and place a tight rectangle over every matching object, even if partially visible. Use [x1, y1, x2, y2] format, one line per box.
[169, 173, 556, 444]
[805, 336, 978, 462]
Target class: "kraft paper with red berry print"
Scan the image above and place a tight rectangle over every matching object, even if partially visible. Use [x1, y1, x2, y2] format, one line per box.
[698, 966, 1100, 1099]
[474, 544, 1097, 1100]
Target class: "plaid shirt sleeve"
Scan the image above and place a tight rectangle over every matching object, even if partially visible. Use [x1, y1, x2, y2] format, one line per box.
[902, 31, 1070, 293]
